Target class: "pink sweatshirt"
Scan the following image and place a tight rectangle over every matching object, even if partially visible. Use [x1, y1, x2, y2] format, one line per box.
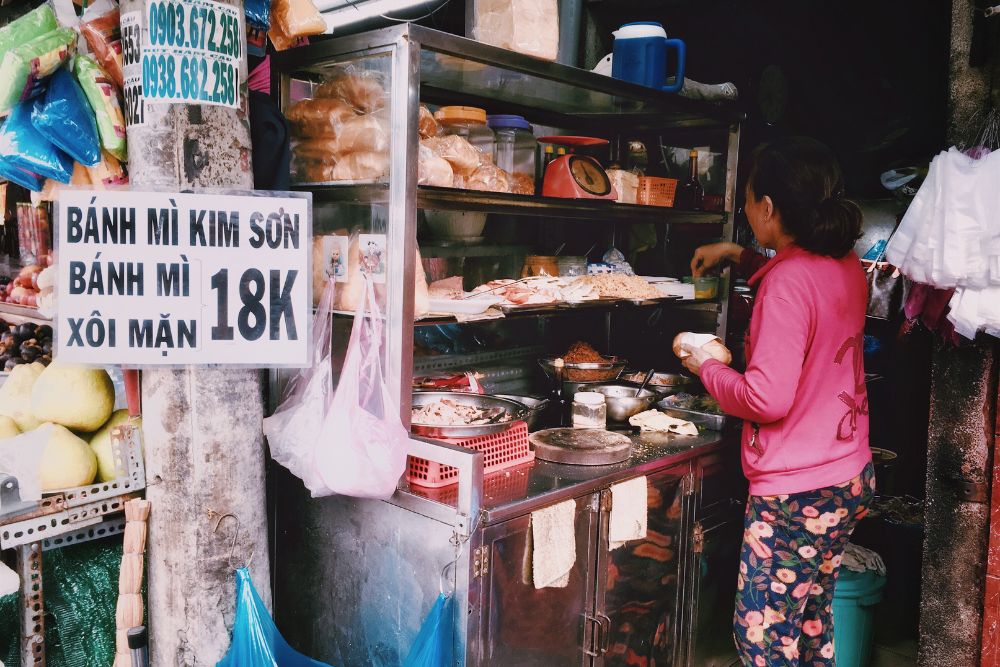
[700, 245, 872, 495]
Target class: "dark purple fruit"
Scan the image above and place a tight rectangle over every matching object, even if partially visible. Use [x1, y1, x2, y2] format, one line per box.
[5, 358, 23, 371]
[35, 325, 52, 340]
[15, 323, 34, 338]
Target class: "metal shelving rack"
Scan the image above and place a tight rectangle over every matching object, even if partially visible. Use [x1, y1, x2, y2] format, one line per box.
[0, 425, 144, 666]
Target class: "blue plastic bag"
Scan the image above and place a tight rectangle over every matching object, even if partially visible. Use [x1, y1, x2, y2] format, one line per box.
[402, 594, 454, 667]
[217, 568, 336, 667]
[0, 101, 73, 184]
[31, 67, 101, 167]
[245, 0, 270, 32]
[0, 157, 43, 191]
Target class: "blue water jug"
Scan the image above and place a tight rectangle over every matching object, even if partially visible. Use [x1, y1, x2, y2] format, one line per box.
[611, 22, 686, 93]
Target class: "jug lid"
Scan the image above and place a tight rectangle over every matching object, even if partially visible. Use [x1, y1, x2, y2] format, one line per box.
[613, 22, 667, 39]
[488, 114, 532, 131]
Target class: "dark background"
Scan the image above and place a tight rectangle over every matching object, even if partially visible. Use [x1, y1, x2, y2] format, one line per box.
[422, 0, 953, 199]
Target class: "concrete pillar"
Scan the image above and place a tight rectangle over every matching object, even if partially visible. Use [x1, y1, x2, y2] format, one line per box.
[119, 0, 271, 661]
[917, 4, 1000, 665]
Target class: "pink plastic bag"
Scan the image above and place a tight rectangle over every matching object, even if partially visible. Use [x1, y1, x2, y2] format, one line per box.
[263, 273, 408, 499]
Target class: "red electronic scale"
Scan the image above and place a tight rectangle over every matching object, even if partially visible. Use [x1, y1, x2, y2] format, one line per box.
[538, 136, 618, 201]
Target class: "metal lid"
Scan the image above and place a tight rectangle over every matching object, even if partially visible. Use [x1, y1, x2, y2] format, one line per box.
[530, 428, 632, 465]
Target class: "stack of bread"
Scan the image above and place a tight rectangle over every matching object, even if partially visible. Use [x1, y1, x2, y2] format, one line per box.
[288, 68, 391, 183]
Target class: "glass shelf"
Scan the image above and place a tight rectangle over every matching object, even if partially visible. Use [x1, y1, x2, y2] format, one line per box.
[303, 183, 727, 224]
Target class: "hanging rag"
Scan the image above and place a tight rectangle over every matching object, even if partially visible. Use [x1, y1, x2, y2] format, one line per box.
[842, 542, 887, 576]
[529, 499, 577, 589]
[608, 476, 648, 550]
[249, 91, 291, 190]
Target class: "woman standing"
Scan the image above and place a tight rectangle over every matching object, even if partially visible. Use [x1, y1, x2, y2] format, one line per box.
[684, 137, 874, 666]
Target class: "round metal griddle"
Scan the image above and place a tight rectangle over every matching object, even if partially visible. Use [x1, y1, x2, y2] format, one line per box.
[530, 428, 632, 465]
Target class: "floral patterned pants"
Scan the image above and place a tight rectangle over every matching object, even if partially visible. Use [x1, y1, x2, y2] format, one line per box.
[734, 463, 875, 666]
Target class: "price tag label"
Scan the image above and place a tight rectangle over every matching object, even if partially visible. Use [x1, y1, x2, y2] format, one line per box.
[141, 0, 242, 109]
[121, 10, 144, 126]
[55, 190, 312, 368]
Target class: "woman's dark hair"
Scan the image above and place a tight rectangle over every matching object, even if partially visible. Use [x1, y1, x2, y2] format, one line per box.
[747, 136, 863, 258]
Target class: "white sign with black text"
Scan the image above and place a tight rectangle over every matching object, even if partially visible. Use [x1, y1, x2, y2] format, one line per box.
[56, 190, 311, 367]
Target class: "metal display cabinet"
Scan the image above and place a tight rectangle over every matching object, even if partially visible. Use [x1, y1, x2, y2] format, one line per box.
[271, 24, 744, 667]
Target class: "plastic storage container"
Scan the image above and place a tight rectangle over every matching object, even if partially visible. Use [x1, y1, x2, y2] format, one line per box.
[488, 114, 535, 195]
[572, 392, 606, 429]
[557, 256, 587, 277]
[435, 106, 495, 163]
[832, 568, 886, 667]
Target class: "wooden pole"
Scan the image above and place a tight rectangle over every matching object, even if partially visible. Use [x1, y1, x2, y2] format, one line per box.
[118, 0, 272, 660]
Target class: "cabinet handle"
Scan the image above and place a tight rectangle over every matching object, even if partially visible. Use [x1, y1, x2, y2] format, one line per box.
[597, 612, 612, 654]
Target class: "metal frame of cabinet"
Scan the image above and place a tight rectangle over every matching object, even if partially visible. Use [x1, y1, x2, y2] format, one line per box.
[271, 23, 745, 667]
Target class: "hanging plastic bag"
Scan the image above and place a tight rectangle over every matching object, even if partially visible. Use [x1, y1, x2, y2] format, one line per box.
[74, 55, 127, 162]
[87, 150, 129, 188]
[0, 102, 74, 184]
[263, 278, 337, 495]
[80, 8, 125, 90]
[402, 593, 454, 667]
[268, 0, 326, 51]
[0, 158, 44, 192]
[0, 4, 57, 56]
[31, 67, 102, 167]
[217, 568, 336, 667]
[0, 27, 77, 115]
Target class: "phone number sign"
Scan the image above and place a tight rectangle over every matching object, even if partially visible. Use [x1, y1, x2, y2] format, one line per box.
[55, 190, 312, 368]
[141, 0, 242, 108]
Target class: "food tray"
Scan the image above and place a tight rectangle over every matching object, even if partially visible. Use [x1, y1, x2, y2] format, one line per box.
[407, 421, 534, 488]
[428, 295, 502, 315]
[411, 392, 529, 438]
[499, 302, 561, 315]
[658, 405, 736, 431]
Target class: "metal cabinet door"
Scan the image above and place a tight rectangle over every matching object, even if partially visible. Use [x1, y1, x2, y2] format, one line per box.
[594, 466, 691, 667]
[473, 493, 600, 667]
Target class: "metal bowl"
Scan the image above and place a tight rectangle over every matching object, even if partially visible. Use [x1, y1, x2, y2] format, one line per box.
[620, 371, 692, 396]
[589, 383, 660, 422]
[410, 391, 528, 438]
[494, 394, 550, 431]
[539, 356, 627, 383]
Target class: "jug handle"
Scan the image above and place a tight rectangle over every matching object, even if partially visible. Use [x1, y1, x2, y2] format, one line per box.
[660, 38, 686, 93]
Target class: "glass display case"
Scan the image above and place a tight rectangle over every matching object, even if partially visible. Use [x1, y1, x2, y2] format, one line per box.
[271, 23, 745, 667]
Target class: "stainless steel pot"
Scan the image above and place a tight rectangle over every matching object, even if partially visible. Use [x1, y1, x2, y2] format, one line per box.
[410, 391, 529, 438]
[494, 394, 550, 431]
[589, 383, 659, 422]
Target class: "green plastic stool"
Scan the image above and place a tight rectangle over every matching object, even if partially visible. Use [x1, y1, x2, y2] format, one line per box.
[832, 568, 887, 667]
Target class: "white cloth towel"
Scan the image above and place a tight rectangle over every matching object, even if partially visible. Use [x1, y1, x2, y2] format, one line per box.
[0, 560, 19, 597]
[530, 499, 577, 589]
[609, 477, 648, 550]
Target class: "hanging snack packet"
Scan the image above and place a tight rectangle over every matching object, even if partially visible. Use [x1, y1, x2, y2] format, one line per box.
[0, 27, 77, 115]
[0, 102, 73, 184]
[80, 8, 125, 90]
[31, 67, 102, 167]
[245, 0, 270, 55]
[0, 158, 44, 192]
[86, 150, 128, 188]
[0, 4, 57, 55]
[269, 0, 326, 51]
[74, 55, 127, 162]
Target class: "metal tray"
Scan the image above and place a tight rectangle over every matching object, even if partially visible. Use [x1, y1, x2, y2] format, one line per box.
[498, 302, 561, 315]
[657, 405, 736, 431]
[410, 391, 529, 438]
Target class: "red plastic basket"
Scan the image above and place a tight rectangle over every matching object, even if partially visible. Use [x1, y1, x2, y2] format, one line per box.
[412, 459, 534, 506]
[407, 421, 534, 488]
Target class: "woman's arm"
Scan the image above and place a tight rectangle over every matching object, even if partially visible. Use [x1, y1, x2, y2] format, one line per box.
[698, 294, 810, 424]
[691, 242, 768, 280]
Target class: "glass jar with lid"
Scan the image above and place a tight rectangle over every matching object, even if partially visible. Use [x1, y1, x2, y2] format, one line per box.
[573, 392, 607, 429]
[557, 256, 588, 277]
[435, 106, 495, 163]
[488, 114, 536, 195]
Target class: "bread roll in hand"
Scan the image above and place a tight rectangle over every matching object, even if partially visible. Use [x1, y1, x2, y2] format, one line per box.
[672, 332, 732, 366]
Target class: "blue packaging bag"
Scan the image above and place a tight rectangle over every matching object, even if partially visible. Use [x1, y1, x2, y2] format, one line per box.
[0, 101, 73, 184]
[402, 594, 454, 667]
[0, 157, 43, 191]
[217, 568, 336, 667]
[31, 67, 101, 167]
[245, 0, 270, 32]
